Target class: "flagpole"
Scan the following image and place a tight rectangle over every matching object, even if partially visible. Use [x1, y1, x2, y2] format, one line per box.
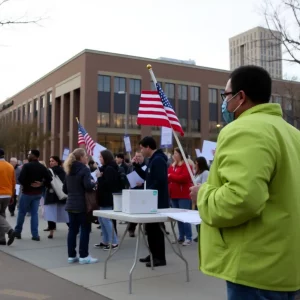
[76, 117, 79, 124]
[147, 64, 197, 187]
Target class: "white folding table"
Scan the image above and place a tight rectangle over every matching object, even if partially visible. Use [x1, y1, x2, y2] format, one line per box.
[93, 208, 190, 294]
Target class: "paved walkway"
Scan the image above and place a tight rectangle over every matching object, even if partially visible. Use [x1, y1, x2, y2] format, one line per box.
[0, 211, 226, 300]
[0, 251, 110, 300]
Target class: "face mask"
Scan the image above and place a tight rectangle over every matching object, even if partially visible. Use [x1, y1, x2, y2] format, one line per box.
[221, 92, 242, 124]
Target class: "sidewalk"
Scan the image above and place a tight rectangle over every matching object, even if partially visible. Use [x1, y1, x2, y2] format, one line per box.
[0, 211, 226, 300]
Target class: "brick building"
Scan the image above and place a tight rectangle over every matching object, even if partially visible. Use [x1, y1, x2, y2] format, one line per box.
[0, 49, 299, 160]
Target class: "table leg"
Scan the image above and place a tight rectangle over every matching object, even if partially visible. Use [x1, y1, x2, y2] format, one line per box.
[141, 224, 153, 270]
[160, 222, 190, 282]
[129, 223, 141, 294]
[104, 222, 129, 279]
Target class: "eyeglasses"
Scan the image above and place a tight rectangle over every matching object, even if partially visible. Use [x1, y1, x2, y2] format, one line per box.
[221, 92, 235, 101]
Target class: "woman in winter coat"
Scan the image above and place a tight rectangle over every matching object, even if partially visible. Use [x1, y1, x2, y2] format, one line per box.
[62, 148, 98, 265]
[43, 156, 69, 239]
[95, 150, 119, 251]
[168, 147, 193, 246]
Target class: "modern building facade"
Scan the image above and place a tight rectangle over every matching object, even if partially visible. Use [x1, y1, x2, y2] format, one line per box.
[0, 49, 298, 160]
[230, 27, 282, 79]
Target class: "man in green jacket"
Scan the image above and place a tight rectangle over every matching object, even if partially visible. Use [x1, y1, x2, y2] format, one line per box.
[190, 65, 300, 299]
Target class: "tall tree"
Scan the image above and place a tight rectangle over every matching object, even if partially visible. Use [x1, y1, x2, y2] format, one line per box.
[263, 0, 300, 65]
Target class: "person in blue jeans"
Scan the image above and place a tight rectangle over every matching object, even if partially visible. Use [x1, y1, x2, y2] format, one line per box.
[15, 150, 52, 241]
[63, 148, 98, 265]
[95, 150, 119, 251]
[227, 282, 299, 300]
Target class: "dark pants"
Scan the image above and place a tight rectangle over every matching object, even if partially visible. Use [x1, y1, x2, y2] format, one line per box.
[227, 282, 299, 300]
[145, 223, 166, 261]
[48, 221, 56, 230]
[67, 212, 91, 259]
[48, 221, 69, 230]
[8, 195, 17, 214]
[128, 222, 137, 233]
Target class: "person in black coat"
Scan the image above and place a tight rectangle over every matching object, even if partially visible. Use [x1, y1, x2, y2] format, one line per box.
[43, 156, 69, 239]
[62, 148, 98, 265]
[94, 150, 119, 251]
[138, 136, 169, 267]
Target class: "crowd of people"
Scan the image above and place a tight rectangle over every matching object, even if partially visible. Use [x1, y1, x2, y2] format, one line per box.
[0, 137, 208, 266]
[2, 65, 299, 299]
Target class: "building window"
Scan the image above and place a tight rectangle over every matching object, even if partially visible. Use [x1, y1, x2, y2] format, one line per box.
[178, 85, 188, 100]
[191, 86, 200, 101]
[191, 119, 200, 132]
[165, 83, 175, 99]
[114, 77, 126, 93]
[40, 96, 44, 124]
[129, 79, 141, 95]
[209, 88, 218, 103]
[179, 118, 187, 130]
[98, 75, 111, 92]
[150, 81, 162, 90]
[97, 112, 110, 127]
[113, 113, 125, 128]
[273, 96, 282, 105]
[129, 115, 140, 129]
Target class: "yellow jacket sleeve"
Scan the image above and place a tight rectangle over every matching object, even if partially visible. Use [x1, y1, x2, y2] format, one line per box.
[197, 123, 277, 228]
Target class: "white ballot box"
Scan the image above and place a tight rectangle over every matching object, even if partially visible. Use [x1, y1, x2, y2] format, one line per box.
[113, 193, 123, 212]
[122, 190, 158, 214]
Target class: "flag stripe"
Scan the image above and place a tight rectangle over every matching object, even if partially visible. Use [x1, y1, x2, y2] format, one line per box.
[137, 84, 184, 136]
[78, 122, 96, 155]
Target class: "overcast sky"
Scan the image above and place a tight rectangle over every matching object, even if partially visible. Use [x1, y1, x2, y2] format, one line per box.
[0, 0, 298, 102]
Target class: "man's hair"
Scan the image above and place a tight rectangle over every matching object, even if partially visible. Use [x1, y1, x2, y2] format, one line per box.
[10, 157, 17, 162]
[30, 149, 40, 158]
[230, 65, 272, 104]
[139, 136, 157, 150]
[116, 153, 124, 160]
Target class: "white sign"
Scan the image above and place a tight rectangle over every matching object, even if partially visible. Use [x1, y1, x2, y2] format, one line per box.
[124, 135, 132, 153]
[15, 184, 21, 196]
[202, 140, 217, 161]
[93, 143, 107, 167]
[195, 149, 202, 157]
[161, 127, 173, 148]
[62, 148, 70, 161]
[126, 171, 145, 189]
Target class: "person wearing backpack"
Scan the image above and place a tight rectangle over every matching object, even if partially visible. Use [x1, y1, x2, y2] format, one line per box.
[95, 150, 119, 251]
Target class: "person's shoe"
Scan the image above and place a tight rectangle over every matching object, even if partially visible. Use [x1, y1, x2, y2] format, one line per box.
[139, 255, 150, 263]
[0, 241, 6, 246]
[48, 234, 53, 239]
[146, 259, 166, 267]
[32, 236, 40, 241]
[97, 225, 101, 229]
[172, 239, 184, 245]
[68, 257, 79, 264]
[10, 212, 15, 217]
[43, 228, 50, 232]
[14, 232, 21, 239]
[193, 236, 198, 243]
[94, 242, 107, 249]
[129, 231, 135, 238]
[182, 239, 192, 246]
[103, 244, 118, 251]
[7, 229, 15, 246]
[79, 256, 99, 264]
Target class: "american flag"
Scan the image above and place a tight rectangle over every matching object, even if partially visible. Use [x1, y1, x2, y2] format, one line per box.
[77, 123, 96, 155]
[137, 83, 184, 136]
